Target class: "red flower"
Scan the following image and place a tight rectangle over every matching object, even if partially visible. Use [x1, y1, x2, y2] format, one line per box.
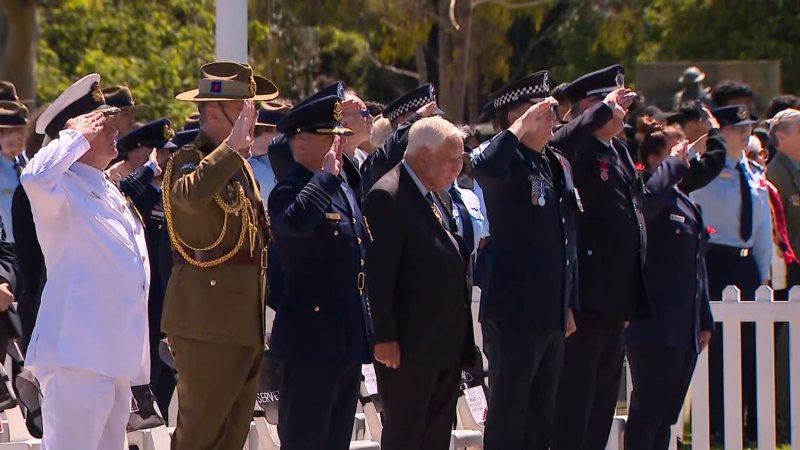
[635, 162, 646, 172]
[706, 226, 717, 235]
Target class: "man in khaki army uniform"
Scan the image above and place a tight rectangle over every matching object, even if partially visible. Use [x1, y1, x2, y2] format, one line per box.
[163, 61, 279, 450]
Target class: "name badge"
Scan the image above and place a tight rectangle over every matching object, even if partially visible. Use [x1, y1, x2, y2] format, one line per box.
[325, 213, 342, 221]
[670, 214, 685, 223]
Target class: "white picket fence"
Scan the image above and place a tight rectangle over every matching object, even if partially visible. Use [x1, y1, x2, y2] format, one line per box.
[614, 285, 800, 450]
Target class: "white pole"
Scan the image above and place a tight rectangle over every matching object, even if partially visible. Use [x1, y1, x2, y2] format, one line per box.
[216, 0, 248, 63]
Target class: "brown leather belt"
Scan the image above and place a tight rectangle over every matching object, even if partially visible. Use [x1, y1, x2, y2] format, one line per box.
[173, 247, 267, 268]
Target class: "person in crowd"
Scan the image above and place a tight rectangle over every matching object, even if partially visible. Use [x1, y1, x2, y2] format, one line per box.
[364, 116, 474, 450]
[249, 101, 292, 207]
[711, 80, 756, 114]
[473, 71, 579, 450]
[549, 65, 650, 450]
[690, 105, 773, 444]
[672, 66, 712, 110]
[624, 118, 714, 450]
[766, 95, 800, 120]
[340, 92, 374, 169]
[13, 105, 47, 350]
[163, 62, 276, 450]
[551, 82, 572, 123]
[102, 85, 149, 136]
[267, 93, 372, 450]
[767, 108, 800, 296]
[106, 122, 149, 181]
[0, 99, 28, 244]
[765, 107, 800, 443]
[360, 84, 444, 194]
[114, 118, 179, 418]
[21, 74, 149, 450]
[669, 101, 727, 193]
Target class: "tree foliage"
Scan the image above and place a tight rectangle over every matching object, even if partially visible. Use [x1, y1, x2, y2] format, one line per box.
[3, 0, 794, 125]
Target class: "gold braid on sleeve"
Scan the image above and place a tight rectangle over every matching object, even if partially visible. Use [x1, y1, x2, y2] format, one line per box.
[162, 149, 256, 268]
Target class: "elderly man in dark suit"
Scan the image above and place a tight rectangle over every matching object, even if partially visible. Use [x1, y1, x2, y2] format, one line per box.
[363, 116, 474, 450]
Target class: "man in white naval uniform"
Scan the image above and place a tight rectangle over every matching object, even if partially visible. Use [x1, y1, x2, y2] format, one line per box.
[20, 73, 150, 450]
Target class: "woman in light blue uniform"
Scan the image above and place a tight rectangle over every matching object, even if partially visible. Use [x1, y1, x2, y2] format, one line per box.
[689, 104, 772, 442]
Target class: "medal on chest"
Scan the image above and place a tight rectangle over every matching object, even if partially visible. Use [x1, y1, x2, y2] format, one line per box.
[599, 161, 610, 181]
[529, 175, 546, 207]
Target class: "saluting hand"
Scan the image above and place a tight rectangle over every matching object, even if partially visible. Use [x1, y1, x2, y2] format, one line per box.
[415, 101, 438, 118]
[322, 135, 343, 176]
[509, 98, 556, 141]
[148, 148, 163, 177]
[67, 111, 106, 142]
[375, 341, 401, 369]
[225, 99, 257, 157]
[0, 282, 13, 313]
[670, 139, 690, 167]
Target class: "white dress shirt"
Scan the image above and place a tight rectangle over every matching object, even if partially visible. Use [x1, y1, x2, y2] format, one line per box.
[21, 129, 151, 384]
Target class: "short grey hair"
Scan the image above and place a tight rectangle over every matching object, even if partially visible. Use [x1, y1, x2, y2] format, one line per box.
[406, 116, 465, 158]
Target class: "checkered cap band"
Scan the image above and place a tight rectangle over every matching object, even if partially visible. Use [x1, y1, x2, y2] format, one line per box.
[386, 93, 435, 122]
[493, 84, 549, 110]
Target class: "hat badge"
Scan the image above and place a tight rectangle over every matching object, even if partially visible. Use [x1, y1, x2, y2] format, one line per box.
[337, 83, 345, 100]
[737, 107, 748, 120]
[333, 101, 343, 122]
[163, 124, 176, 140]
[248, 78, 257, 97]
[542, 72, 550, 92]
[615, 71, 625, 88]
[90, 83, 105, 103]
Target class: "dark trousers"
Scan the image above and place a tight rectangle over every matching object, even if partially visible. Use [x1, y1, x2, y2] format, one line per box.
[481, 321, 564, 450]
[149, 333, 176, 421]
[552, 312, 624, 450]
[375, 362, 461, 450]
[624, 343, 698, 450]
[705, 247, 760, 443]
[278, 361, 361, 450]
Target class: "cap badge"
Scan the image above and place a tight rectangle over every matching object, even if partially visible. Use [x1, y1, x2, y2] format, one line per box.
[333, 101, 343, 122]
[737, 107, 748, 120]
[90, 83, 105, 103]
[248, 78, 257, 97]
[163, 124, 175, 140]
[543, 72, 550, 92]
[337, 83, 345, 100]
[615, 71, 625, 88]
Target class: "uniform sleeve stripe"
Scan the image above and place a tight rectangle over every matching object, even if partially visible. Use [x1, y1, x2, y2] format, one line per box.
[300, 186, 329, 211]
[305, 182, 332, 201]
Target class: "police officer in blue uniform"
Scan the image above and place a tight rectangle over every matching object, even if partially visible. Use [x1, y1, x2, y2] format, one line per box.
[115, 118, 179, 416]
[267, 94, 372, 450]
[549, 65, 652, 450]
[624, 119, 715, 450]
[689, 105, 773, 443]
[360, 84, 444, 194]
[473, 71, 580, 450]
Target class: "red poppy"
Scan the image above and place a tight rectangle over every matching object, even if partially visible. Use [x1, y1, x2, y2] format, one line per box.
[706, 226, 717, 235]
[635, 162, 646, 172]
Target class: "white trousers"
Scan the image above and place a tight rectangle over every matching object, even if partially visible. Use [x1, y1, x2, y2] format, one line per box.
[35, 366, 131, 450]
